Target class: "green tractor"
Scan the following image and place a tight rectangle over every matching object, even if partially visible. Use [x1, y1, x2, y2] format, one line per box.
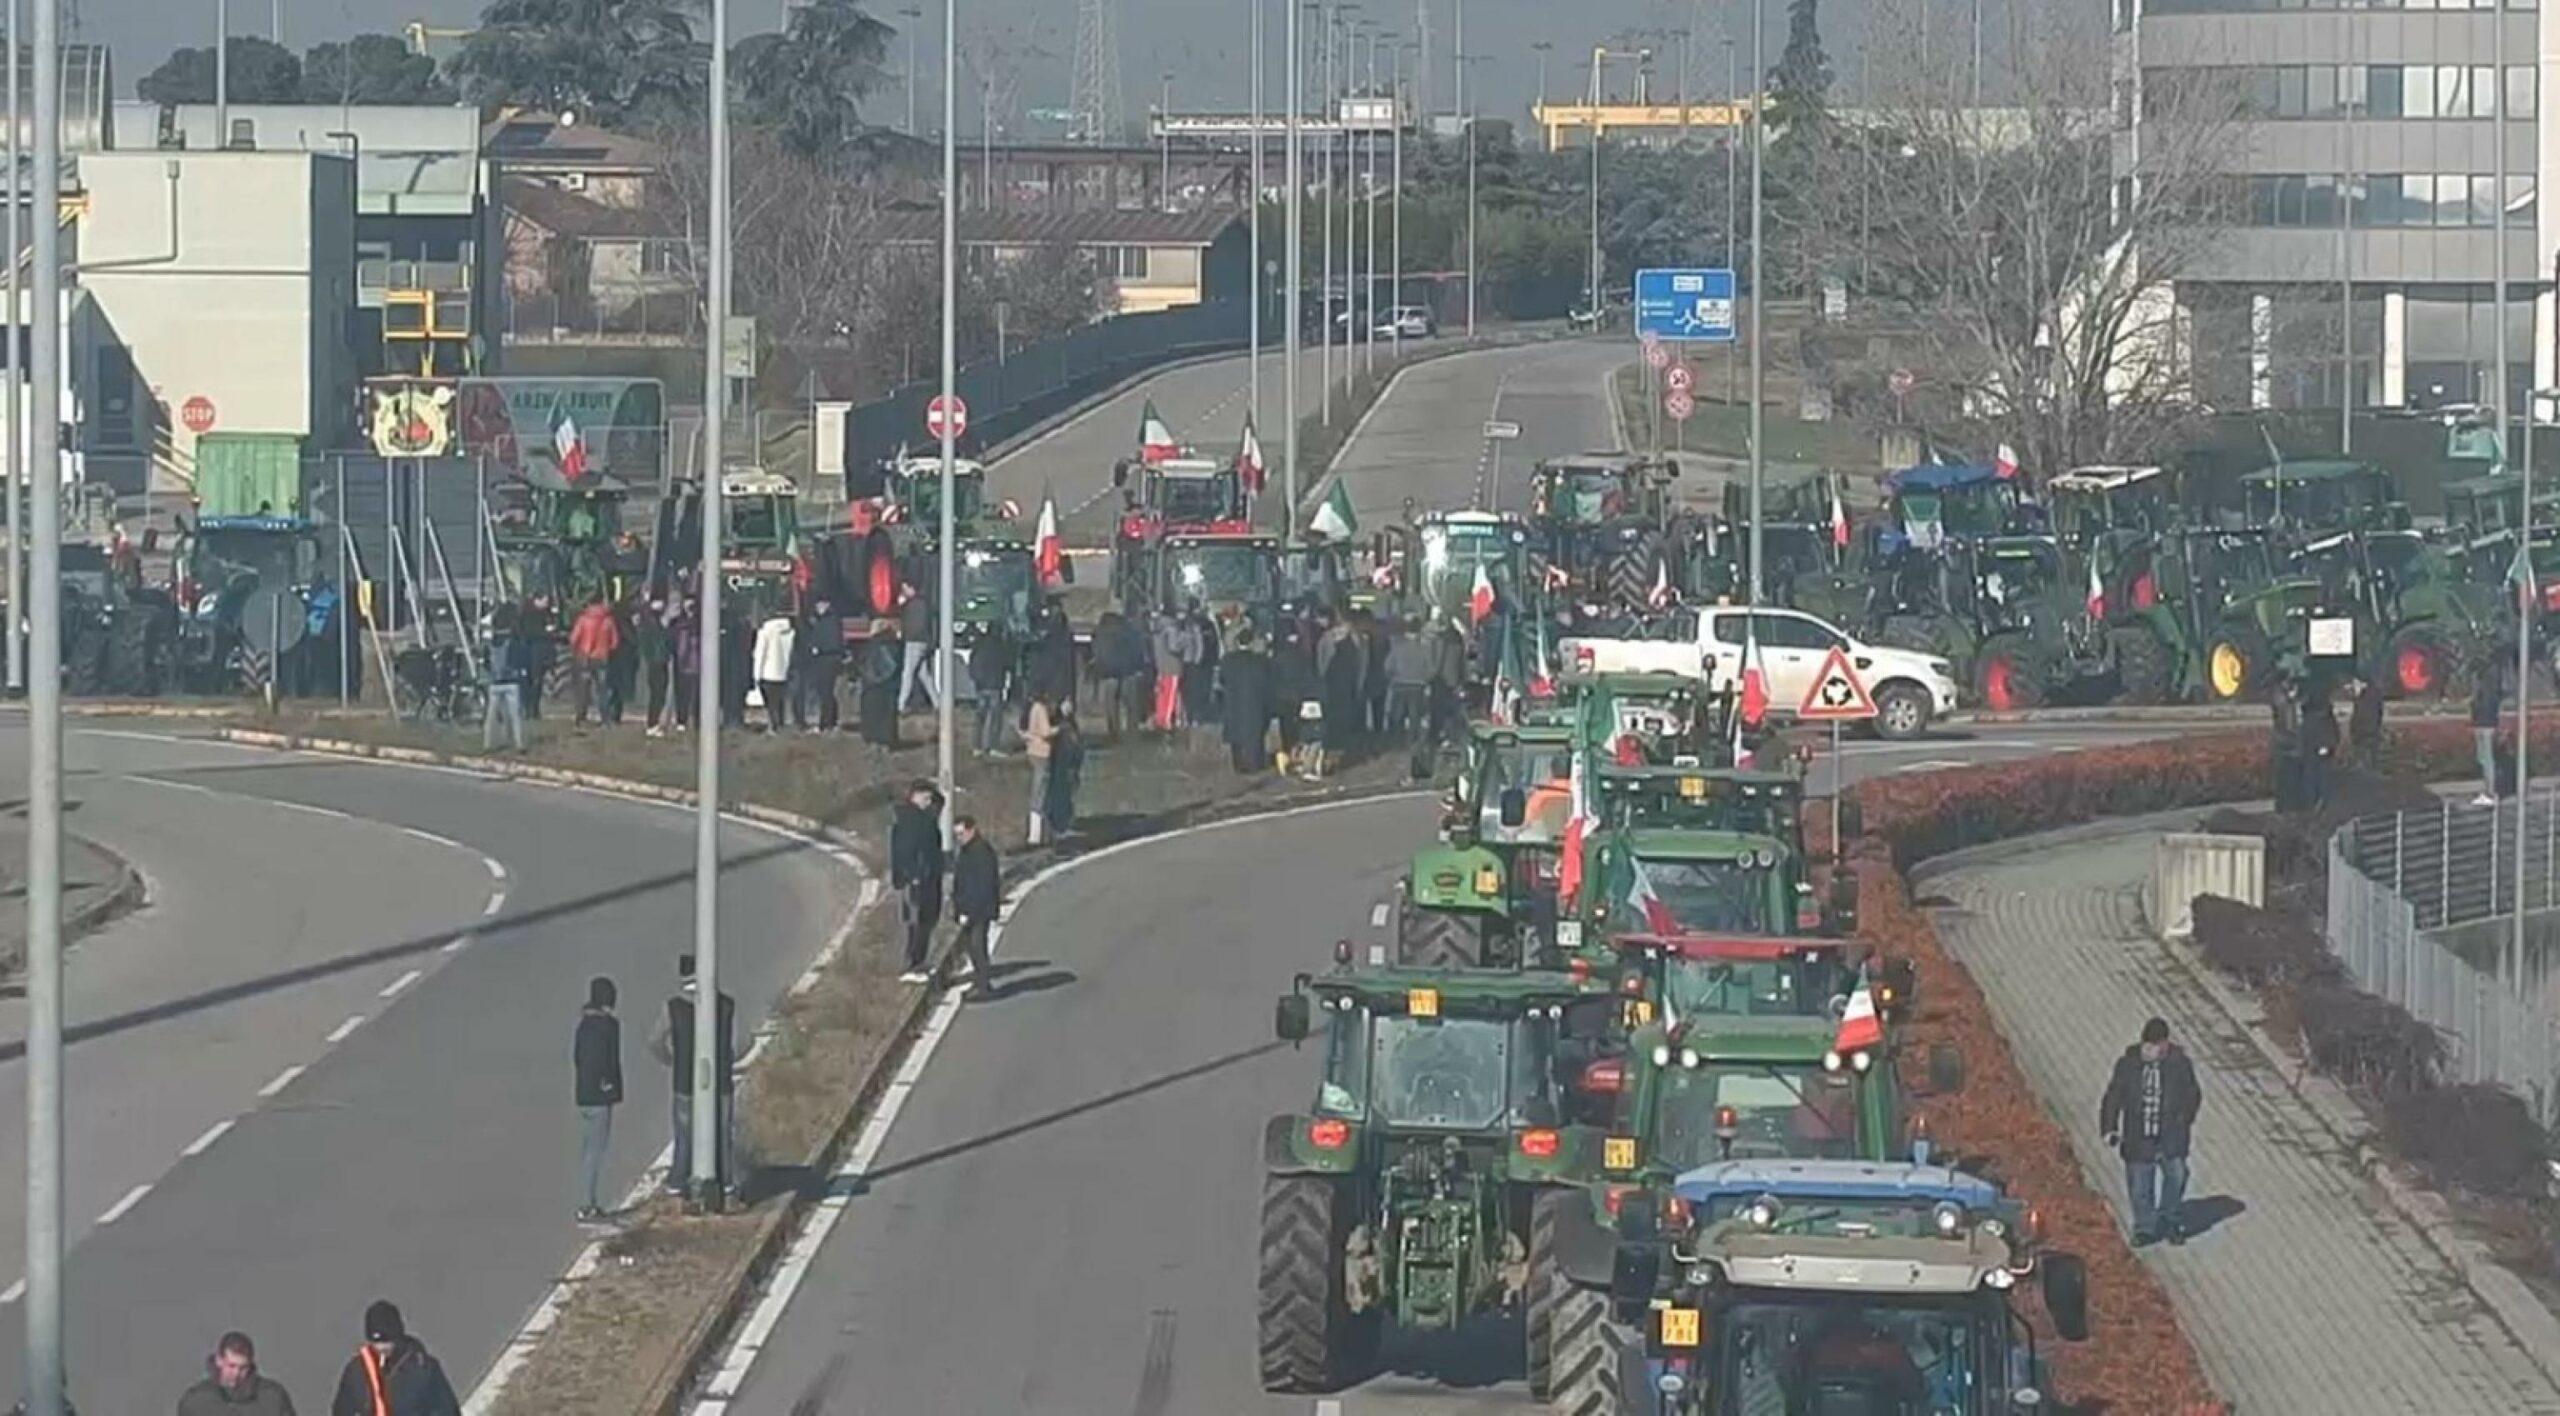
[2237, 458, 2408, 541]
[1561, 825, 1801, 961]
[2442, 470, 2560, 682]
[1554, 1158, 2087, 1414]
[1262, 961, 1620, 1394]
[1379, 508, 1542, 687]
[1394, 723, 1581, 969]
[1529, 453, 1683, 608]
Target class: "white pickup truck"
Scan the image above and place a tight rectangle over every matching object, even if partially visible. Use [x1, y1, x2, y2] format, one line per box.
[1558, 605, 1961, 739]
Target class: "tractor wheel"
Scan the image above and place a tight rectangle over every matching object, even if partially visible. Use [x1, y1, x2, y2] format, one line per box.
[2203, 625, 2269, 704]
[2385, 624, 2464, 701]
[63, 621, 107, 696]
[1548, 1273, 1639, 1416]
[1604, 530, 1664, 609]
[1525, 1188, 1571, 1398]
[1971, 634, 2050, 713]
[1258, 1174, 1366, 1393]
[1395, 898, 1488, 969]
[863, 529, 899, 616]
[2108, 625, 2174, 705]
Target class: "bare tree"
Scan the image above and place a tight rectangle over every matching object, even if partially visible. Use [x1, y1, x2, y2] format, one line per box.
[1791, 0, 2245, 475]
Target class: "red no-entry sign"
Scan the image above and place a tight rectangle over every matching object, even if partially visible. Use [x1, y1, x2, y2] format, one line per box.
[925, 394, 968, 442]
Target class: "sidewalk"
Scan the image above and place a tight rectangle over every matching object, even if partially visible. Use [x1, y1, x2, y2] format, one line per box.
[1922, 829, 2560, 1413]
[0, 813, 136, 977]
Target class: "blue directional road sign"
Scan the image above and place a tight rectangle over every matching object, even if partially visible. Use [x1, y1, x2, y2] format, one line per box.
[1633, 268, 1738, 343]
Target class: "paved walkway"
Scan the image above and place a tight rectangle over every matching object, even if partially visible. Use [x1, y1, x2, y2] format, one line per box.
[1925, 829, 2560, 1414]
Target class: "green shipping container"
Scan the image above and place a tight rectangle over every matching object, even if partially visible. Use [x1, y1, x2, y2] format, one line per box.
[193, 432, 303, 521]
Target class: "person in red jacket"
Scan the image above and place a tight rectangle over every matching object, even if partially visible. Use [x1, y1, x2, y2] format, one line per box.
[565, 594, 622, 726]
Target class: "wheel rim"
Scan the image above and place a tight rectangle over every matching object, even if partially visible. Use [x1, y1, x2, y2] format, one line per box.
[1983, 657, 2018, 712]
[2396, 643, 2436, 696]
[2209, 643, 2247, 698]
[1884, 695, 1921, 733]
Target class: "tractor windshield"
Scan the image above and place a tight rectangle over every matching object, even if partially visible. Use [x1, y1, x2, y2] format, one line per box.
[1662, 952, 1848, 1021]
[957, 547, 1035, 627]
[1369, 1015, 1513, 1130]
[1167, 544, 1277, 604]
[1474, 743, 1575, 839]
[1542, 469, 1626, 524]
[198, 528, 316, 590]
[1420, 524, 1519, 612]
[906, 472, 986, 528]
[1650, 1063, 1860, 1166]
[1716, 1295, 1985, 1416]
[1616, 856, 1778, 935]
[726, 495, 797, 550]
[1158, 473, 1231, 523]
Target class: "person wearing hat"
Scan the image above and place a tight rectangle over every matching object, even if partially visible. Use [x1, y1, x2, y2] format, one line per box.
[572, 976, 623, 1222]
[330, 1301, 458, 1416]
[178, 1330, 296, 1415]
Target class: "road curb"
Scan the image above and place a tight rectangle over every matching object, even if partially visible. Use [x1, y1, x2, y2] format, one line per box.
[1921, 799, 2560, 1395]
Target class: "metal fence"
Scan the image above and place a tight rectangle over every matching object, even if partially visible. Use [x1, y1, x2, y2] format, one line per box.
[2326, 801, 2560, 1124]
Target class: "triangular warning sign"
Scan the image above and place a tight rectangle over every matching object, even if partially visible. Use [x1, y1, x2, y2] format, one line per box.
[1797, 645, 1879, 721]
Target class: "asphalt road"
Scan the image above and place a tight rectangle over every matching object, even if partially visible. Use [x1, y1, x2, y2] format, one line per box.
[0, 722, 856, 1413]
[1321, 340, 1632, 530]
[710, 721, 2181, 1416]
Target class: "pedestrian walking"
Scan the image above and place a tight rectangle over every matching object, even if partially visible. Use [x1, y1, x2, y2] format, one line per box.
[179, 1331, 296, 1416]
[602, 595, 638, 725]
[1273, 616, 1319, 772]
[858, 629, 904, 746]
[969, 620, 1017, 755]
[891, 780, 945, 982]
[670, 600, 701, 732]
[797, 599, 844, 731]
[329, 1301, 459, 1416]
[1024, 693, 1063, 845]
[2347, 673, 2385, 774]
[2268, 675, 2307, 813]
[1318, 612, 1367, 765]
[1044, 698, 1085, 838]
[1427, 617, 1467, 750]
[2473, 658, 2504, 805]
[481, 609, 530, 753]
[519, 599, 557, 720]
[1383, 616, 1434, 745]
[949, 814, 1001, 1001]
[2099, 1017, 2204, 1247]
[647, 955, 738, 1196]
[566, 594, 620, 725]
[1179, 603, 1219, 734]
[1151, 608, 1188, 730]
[572, 976, 622, 1221]
[1091, 609, 1148, 740]
[898, 583, 939, 711]
[1220, 627, 1275, 773]
[752, 610, 795, 733]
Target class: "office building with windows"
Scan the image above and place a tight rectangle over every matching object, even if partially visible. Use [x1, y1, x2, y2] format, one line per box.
[2119, 0, 2552, 415]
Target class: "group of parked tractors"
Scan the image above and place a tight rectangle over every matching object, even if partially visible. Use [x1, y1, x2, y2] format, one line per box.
[1257, 661, 2091, 1413]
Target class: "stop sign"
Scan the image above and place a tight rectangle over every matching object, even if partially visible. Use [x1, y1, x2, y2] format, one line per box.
[180, 395, 217, 434]
[924, 393, 968, 442]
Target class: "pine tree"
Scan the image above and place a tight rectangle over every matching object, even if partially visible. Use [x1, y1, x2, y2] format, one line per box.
[1768, 0, 1832, 127]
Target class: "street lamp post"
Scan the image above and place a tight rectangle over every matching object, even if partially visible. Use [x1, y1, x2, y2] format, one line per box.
[1463, 50, 1476, 338]
[24, 0, 62, 1401]
[938, 0, 958, 840]
[215, 0, 229, 144]
[1250, 0, 1263, 432]
[1390, 39, 1405, 360]
[7, 0, 23, 696]
[1159, 72, 1173, 209]
[689, 0, 732, 1213]
[1723, 33, 1738, 406]
[1321, 2, 1338, 425]
[1284, 0, 1303, 535]
[1746, 0, 1764, 608]
[1364, 27, 1381, 376]
[901, 6, 922, 133]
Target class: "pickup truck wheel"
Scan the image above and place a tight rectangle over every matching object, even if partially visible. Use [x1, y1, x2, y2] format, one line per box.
[1873, 682, 1931, 740]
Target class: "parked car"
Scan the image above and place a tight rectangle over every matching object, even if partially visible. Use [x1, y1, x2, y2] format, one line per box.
[1559, 604, 1960, 739]
[1376, 305, 1436, 339]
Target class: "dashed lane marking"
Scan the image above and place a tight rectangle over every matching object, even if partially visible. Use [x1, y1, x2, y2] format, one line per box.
[0, 1280, 24, 1304]
[95, 1184, 151, 1226]
[1370, 901, 1391, 928]
[380, 968, 423, 999]
[257, 1065, 304, 1098]
[484, 856, 508, 881]
[443, 936, 471, 954]
[182, 1119, 234, 1157]
[325, 1015, 366, 1044]
[483, 891, 505, 918]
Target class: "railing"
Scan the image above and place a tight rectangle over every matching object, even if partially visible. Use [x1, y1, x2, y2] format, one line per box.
[500, 289, 702, 345]
[2326, 801, 2560, 1124]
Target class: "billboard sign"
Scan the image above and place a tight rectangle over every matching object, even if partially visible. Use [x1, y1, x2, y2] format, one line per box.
[1633, 268, 1738, 342]
[447, 377, 667, 487]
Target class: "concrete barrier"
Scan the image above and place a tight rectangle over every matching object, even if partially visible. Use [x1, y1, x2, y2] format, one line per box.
[2151, 832, 2264, 940]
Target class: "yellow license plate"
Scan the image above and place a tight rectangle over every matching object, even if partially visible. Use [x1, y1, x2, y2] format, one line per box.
[1626, 999, 1654, 1027]
[1605, 1137, 1638, 1170]
[1408, 987, 1440, 1018]
[1680, 776, 1707, 799]
[1660, 1307, 1701, 1348]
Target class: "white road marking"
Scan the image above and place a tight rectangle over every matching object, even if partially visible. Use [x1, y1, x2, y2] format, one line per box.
[380, 968, 423, 999]
[124, 774, 215, 796]
[483, 856, 508, 881]
[325, 1015, 366, 1044]
[402, 825, 466, 851]
[443, 936, 471, 954]
[257, 1065, 305, 1098]
[1315, 1401, 1344, 1416]
[0, 1279, 23, 1304]
[269, 797, 352, 821]
[1370, 901, 1391, 928]
[96, 1184, 151, 1225]
[182, 1118, 235, 1157]
[483, 891, 505, 917]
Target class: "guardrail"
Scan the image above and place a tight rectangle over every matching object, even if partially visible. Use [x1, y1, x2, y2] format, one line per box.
[2327, 799, 2560, 1123]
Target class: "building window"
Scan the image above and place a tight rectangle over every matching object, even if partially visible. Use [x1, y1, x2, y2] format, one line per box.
[2148, 64, 2537, 121]
[638, 241, 688, 276]
[1100, 245, 1149, 280]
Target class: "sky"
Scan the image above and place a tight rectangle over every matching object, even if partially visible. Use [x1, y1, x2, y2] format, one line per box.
[74, 1, 2034, 136]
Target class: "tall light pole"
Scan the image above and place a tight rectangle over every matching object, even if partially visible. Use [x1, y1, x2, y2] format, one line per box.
[1723, 32, 1737, 405]
[1746, 0, 1764, 608]
[689, 0, 732, 1212]
[938, 0, 958, 837]
[1463, 49, 1476, 337]
[1363, 26, 1381, 375]
[1249, 0, 1264, 432]
[1586, 50, 1603, 315]
[1452, 0, 1463, 124]
[24, 0, 63, 1402]
[215, 0, 229, 144]
[1321, 0, 1335, 424]
[7, 0, 23, 696]
[1284, 0, 1303, 534]
[1390, 38, 1405, 358]
[1532, 39, 1551, 111]
[1159, 71, 1173, 209]
[900, 6, 922, 133]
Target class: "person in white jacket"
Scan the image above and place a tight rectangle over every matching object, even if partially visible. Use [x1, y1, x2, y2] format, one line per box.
[751, 613, 797, 734]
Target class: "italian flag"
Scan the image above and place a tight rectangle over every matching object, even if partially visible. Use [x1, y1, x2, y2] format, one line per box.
[552, 404, 588, 482]
[1993, 442, 2020, 481]
[2085, 554, 2106, 620]
[1556, 748, 1593, 906]
[1236, 415, 1266, 494]
[1829, 477, 1850, 549]
[1470, 563, 1496, 624]
[1310, 479, 1358, 541]
[1624, 855, 1680, 934]
[1834, 969, 1885, 1054]
[1647, 558, 1674, 608]
[1139, 399, 1178, 464]
[1035, 482, 1065, 587]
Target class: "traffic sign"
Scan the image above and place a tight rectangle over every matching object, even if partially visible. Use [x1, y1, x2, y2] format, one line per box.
[1633, 268, 1738, 343]
[925, 393, 969, 442]
[1888, 367, 1916, 398]
[1483, 420, 1522, 440]
[1797, 645, 1878, 721]
[180, 395, 217, 434]
[1644, 341, 1672, 370]
[1664, 363, 1694, 393]
[1664, 390, 1696, 422]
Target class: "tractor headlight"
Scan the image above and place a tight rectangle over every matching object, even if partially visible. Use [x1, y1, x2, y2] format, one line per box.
[1651, 1044, 1673, 1067]
[1679, 1047, 1701, 1070]
[1822, 1050, 1844, 1073]
[1744, 1194, 1782, 1228]
[1985, 1267, 2016, 1290]
[1932, 1201, 1965, 1235]
[1850, 1049, 1874, 1073]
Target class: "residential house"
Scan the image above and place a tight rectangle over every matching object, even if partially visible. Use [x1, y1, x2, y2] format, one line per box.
[840, 207, 1248, 316]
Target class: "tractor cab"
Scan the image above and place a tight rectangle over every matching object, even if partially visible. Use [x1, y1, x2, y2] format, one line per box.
[1587, 1160, 2088, 1415]
[1567, 670, 1725, 768]
[2238, 459, 2406, 537]
[1882, 463, 2039, 550]
[954, 540, 1038, 643]
[721, 470, 804, 556]
[2047, 464, 2171, 551]
[1404, 510, 1533, 624]
[1533, 454, 1658, 529]
[1155, 533, 1282, 632]
[887, 455, 994, 536]
[1573, 828, 1798, 957]
[1141, 454, 1246, 531]
[1278, 538, 1352, 618]
[1455, 724, 1578, 846]
[1605, 933, 1863, 1025]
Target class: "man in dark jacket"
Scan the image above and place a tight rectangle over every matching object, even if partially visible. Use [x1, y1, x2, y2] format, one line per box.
[1090, 610, 1148, 740]
[2473, 659, 2504, 805]
[949, 815, 1002, 1001]
[898, 582, 939, 711]
[2099, 1017, 2204, 1246]
[969, 621, 1017, 756]
[572, 976, 622, 1220]
[2268, 676, 2306, 813]
[648, 956, 737, 1196]
[1219, 628, 1274, 773]
[796, 600, 844, 732]
[179, 1331, 296, 1416]
[481, 612, 532, 753]
[330, 1301, 458, 1416]
[891, 781, 944, 982]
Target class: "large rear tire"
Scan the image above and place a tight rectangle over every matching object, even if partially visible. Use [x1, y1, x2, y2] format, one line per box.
[1394, 898, 1493, 969]
[2109, 624, 2174, 705]
[2385, 623, 2465, 701]
[1549, 1276, 1639, 1416]
[1971, 633, 2050, 712]
[1604, 529, 1664, 610]
[1258, 1175, 1364, 1393]
[1526, 1189, 1570, 1399]
[2204, 624, 2270, 704]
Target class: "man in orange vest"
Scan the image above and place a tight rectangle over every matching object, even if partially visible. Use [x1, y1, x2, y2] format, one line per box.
[328, 1301, 458, 1416]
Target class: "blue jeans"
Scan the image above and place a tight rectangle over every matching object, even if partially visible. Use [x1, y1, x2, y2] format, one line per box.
[482, 682, 526, 751]
[577, 1103, 613, 1212]
[2125, 1154, 2190, 1239]
[2478, 726, 2499, 796]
